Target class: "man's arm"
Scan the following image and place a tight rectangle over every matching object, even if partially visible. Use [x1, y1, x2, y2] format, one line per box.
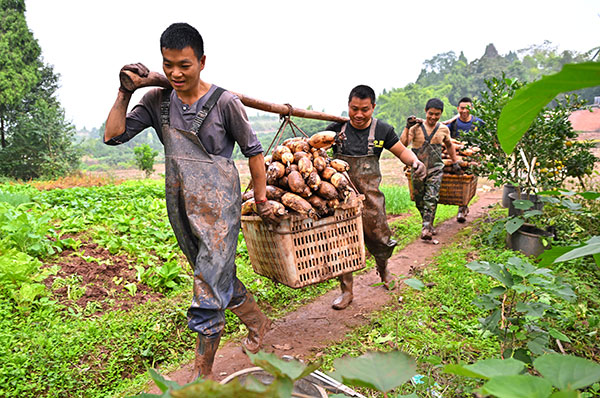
[442, 114, 459, 125]
[248, 153, 280, 226]
[389, 141, 427, 179]
[399, 126, 410, 147]
[104, 63, 150, 143]
[389, 141, 416, 166]
[104, 90, 133, 142]
[248, 154, 268, 202]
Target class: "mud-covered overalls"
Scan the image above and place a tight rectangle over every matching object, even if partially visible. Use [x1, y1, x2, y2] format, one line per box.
[160, 87, 248, 337]
[335, 119, 397, 260]
[410, 123, 444, 229]
[331, 119, 397, 304]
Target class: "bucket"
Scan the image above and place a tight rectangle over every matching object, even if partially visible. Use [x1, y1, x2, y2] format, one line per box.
[507, 192, 544, 216]
[501, 184, 517, 208]
[506, 224, 553, 257]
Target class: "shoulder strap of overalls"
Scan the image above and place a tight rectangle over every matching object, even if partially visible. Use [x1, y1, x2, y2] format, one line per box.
[337, 118, 377, 155]
[160, 89, 173, 127]
[160, 87, 226, 134]
[337, 122, 348, 154]
[449, 119, 457, 137]
[419, 122, 440, 144]
[190, 87, 226, 135]
[367, 118, 377, 155]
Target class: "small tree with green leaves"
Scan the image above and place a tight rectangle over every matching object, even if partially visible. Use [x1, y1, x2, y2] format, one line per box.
[133, 144, 158, 178]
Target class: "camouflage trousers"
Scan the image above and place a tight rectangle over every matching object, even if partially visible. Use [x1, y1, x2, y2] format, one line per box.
[412, 167, 443, 226]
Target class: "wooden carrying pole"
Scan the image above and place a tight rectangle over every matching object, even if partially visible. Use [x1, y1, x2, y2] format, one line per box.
[120, 70, 348, 123]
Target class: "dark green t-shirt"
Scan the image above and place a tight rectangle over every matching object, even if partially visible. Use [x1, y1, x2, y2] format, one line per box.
[326, 119, 399, 157]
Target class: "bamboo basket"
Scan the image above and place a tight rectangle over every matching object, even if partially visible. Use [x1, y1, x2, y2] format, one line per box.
[406, 172, 478, 206]
[240, 204, 365, 289]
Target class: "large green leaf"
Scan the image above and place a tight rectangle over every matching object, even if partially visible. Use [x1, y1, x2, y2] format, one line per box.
[550, 391, 579, 398]
[554, 237, 600, 263]
[444, 358, 525, 380]
[516, 302, 551, 318]
[537, 246, 578, 266]
[171, 378, 268, 398]
[333, 351, 416, 392]
[534, 354, 600, 391]
[404, 278, 425, 291]
[506, 218, 525, 235]
[466, 261, 513, 287]
[508, 257, 537, 278]
[497, 62, 600, 154]
[579, 191, 600, 200]
[481, 375, 553, 398]
[248, 351, 320, 381]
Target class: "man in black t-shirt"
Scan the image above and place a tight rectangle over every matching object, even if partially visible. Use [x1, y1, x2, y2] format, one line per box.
[326, 85, 426, 310]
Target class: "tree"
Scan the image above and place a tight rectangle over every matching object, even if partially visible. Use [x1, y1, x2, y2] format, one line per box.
[0, 0, 41, 148]
[133, 144, 158, 178]
[0, 0, 81, 180]
[374, 83, 453, 129]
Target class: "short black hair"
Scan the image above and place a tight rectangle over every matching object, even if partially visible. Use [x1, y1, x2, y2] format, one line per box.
[160, 23, 204, 60]
[425, 98, 444, 111]
[348, 85, 376, 105]
[458, 97, 473, 104]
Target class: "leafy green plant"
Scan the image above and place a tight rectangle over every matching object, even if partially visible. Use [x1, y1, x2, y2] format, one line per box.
[466, 256, 576, 361]
[135, 262, 190, 293]
[0, 202, 61, 257]
[124, 282, 138, 297]
[0, 248, 55, 310]
[445, 354, 600, 398]
[464, 76, 597, 192]
[52, 275, 86, 301]
[530, 189, 600, 268]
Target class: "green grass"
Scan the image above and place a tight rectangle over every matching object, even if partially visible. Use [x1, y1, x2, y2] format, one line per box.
[381, 184, 413, 214]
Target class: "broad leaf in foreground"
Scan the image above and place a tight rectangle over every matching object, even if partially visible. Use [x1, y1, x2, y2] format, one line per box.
[333, 351, 416, 392]
[497, 62, 600, 154]
[480, 375, 553, 398]
[444, 358, 525, 380]
[534, 354, 600, 391]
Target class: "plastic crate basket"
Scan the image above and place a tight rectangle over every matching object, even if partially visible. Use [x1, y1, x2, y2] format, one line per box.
[240, 206, 365, 289]
[406, 172, 478, 206]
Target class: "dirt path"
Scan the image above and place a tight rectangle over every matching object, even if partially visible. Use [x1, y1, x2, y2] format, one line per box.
[146, 187, 502, 391]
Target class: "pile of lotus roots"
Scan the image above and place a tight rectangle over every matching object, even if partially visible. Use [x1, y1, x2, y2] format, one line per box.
[241, 131, 360, 219]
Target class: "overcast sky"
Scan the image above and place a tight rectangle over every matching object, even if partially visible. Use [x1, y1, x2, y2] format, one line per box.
[24, 0, 600, 130]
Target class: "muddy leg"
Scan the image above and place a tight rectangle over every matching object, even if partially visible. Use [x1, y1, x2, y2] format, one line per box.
[332, 272, 354, 310]
[190, 331, 222, 382]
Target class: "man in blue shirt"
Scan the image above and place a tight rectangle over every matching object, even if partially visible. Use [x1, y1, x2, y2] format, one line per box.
[444, 97, 483, 223]
[445, 97, 484, 140]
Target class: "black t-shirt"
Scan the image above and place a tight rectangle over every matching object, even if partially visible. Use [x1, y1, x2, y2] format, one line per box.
[326, 119, 399, 157]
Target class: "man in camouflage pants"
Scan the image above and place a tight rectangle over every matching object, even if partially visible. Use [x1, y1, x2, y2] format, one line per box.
[400, 98, 461, 240]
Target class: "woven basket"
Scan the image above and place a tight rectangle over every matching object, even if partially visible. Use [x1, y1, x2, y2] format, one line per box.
[240, 205, 365, 289]
[406, 172, 478, 206]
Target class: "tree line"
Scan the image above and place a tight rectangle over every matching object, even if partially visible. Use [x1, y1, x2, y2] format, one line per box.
[1, 0, 598, 178]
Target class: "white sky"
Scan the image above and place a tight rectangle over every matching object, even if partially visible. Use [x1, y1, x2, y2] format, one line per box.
[24, 0, 600, 130]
